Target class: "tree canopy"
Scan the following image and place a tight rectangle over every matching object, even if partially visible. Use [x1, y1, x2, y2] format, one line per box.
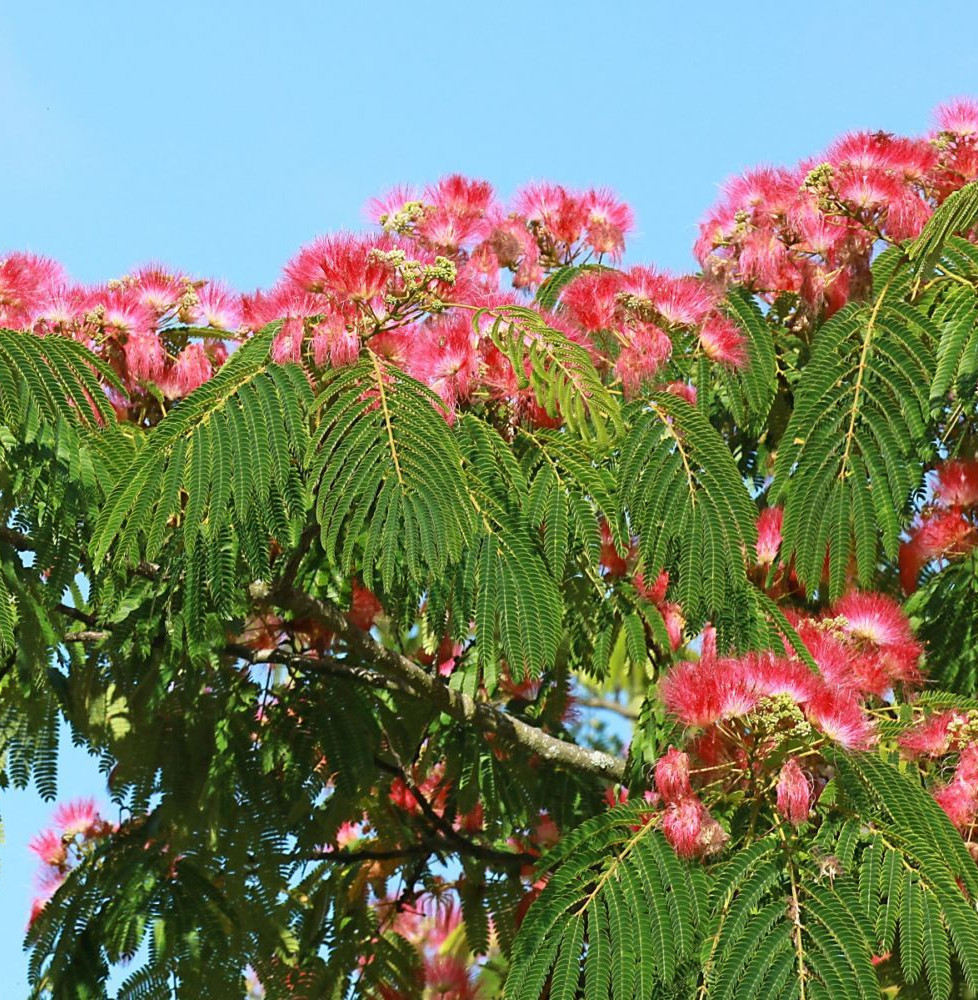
[7, 99, 978, 998]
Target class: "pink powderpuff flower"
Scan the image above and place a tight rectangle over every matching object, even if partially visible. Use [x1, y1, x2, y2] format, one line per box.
[620, 267, 714, 327]
[271, 317, 306, 364]
[426, 174, 495, 221]
[29, 829, 66, 868]
[614, 324, 673, 396]
[55, 798, 100, 838]
[161, 342, 212, 398]
[367, 183, 420, 226]
[934, 458, 978, 508]
[27, 283, 88, 334]
[98, 285, 156, 338]
[661, 796, 706, 858]
[933, 98, 978, 137]
[599, 519, 631, 577]
[633, 569, 669, 605]
[534, 813, 560, 850]
[776, 758, 811, 826]
[193, 280, 243, 331]
[698, 313, 746, 367]
[334, 821, 364, 849]
[561, 269, 624, 333]
[659, 381, 697, 406]
[830, 592, 922, 689]
[899, 711, 970, 758]
[123, 330, 166, 383]
[133, 265, 184, 315]
[899, 509, 978, 594]
[284, 233, 396, 304]
[310, 314, 360, 369]
[660, 602, 685, 652]
[424, 955, 477, 998]
[0, 252, 67, 327]
[756, 506, 784, 566]
[514, 182, 589, 245]
[934, 779, 978, 830]
[655, 747, 692, 804]
[834, 167, 905, 212]
[660, 657, 761, 727]
[749, 653, 821, 705]
[803, 688, 876, 750]
[584, 188, 634, 259]
[957, 743, 978, 786]
[28, 883, 59, 929]
[404, 312, 480, 410]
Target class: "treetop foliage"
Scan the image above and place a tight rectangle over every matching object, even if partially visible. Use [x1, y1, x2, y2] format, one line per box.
[6, 98, 978, 997]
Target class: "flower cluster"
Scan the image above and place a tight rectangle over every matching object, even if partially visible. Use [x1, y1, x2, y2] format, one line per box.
[900, 710, 978, 853]
[0, 254, 233, 418]
[654, 592, 923, 858]
[696, 99, 978, 319]
[0, 172, 751, 434]
[28, 798, 115, 926]
[561, 264, 745, 396]
[900, 457, 978, 593]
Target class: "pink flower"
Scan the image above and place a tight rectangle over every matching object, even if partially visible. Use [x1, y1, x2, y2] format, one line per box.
[614, 323, 672, 396]
[934, 779, 978, 830]
[133, 265, 184, 315]
[561, 270, 623, 333]
[583, 188, 634, 259]
[0, 252, 67, 327]
[661, 797, 705, 858]
[29, 829, 66, 868]
[284, 233, 396, 303]
[161, 342, 212, 398]
[698, 313, 746, 367]
[899, 711, 969, 758]
[194, 280, 243, 331]
[776, 758, 811, 825]
[123, 331, 165, 383]
[756, 506, 783, 566]
[803, 688, 876, 750]
[348, 581, 383, 631]
[934, 458, 978, 508]
[334, 821, 363, 849]
[655, 747, 692, 803]
[404, 312, 480, 409]
[933, 98, 978, 137]
[54, 798, 99, 838]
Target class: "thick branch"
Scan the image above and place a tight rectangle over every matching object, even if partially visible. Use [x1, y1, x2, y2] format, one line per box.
[270, 584, 625, 783]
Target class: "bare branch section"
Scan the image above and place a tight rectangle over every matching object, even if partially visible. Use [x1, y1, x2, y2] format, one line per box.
[270, 584, 626, 784]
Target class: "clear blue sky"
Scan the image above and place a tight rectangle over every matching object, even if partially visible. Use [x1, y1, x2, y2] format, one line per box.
[2, 0, 977, 992]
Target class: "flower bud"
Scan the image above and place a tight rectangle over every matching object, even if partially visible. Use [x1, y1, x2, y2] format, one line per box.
[776, 758, 811, 826]
[655, 747, 692, 803]
[662, 797, 705, 858]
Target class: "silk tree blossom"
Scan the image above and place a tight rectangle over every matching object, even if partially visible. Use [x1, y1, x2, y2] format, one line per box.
[28, 799, 115, 927]
[756, 506, 784, 566]
[776, 758, 811, 826]
[655, 746, 692, 803]
[661, 650, 876, 750]
[900, 455, 978, 593]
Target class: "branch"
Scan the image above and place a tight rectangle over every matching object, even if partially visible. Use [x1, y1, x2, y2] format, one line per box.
[575, 694, 640, 721]
[270, 584, 625, 783]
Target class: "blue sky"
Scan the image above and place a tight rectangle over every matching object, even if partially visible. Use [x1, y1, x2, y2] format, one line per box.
[2, 0, 977, 991]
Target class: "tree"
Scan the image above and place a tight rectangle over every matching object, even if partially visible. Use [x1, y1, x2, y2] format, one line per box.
[7, 100, 978, 999]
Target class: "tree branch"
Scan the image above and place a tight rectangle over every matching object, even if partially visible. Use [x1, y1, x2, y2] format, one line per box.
[269, 584, 626, 783]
